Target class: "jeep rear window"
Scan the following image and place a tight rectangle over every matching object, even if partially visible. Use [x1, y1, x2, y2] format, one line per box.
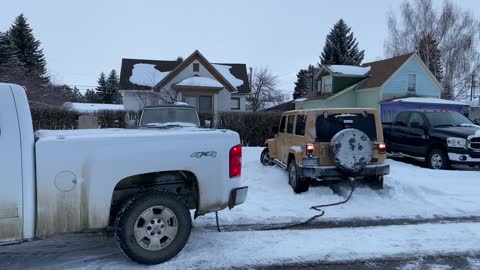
[315, 113, 377, 142]
[295, 115, 306, 136]
[279, 116, 286, 133]
[287, 115, 294, 134]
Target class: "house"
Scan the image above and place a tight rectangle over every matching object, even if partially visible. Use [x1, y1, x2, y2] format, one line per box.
[295, 53, 466, 122]
[119, 50, 251, 113]
[262, 100, 296, 112]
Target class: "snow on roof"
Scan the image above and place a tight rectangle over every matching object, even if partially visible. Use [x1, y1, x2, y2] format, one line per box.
[295, 98, 307, 102]
[66, 102, 125, 113]
[129, 63, 169, 87]
[212, 64, 244, 88]
[175, 76, 223, 88]
[328, 65, 371, 76]
[392, 97, 468, 106]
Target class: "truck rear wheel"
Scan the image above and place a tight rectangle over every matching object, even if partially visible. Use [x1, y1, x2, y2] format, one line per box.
[427, 148, 450, 170]
[288, 161, 309, 193]
[115, 190, 192, 265]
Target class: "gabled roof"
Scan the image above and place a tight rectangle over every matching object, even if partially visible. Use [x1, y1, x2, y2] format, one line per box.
[358, 52, 415, 89]
[119, 50, 251, 94]
[262, 100, 295, 112]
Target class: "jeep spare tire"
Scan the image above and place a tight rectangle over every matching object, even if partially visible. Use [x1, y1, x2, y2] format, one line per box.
[330, 128, 373, 173]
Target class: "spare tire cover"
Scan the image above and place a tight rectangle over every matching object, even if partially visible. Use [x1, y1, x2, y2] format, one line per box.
[330, 128, 373, 173]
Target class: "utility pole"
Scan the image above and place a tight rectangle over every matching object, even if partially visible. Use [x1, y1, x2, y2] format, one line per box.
[470, 74, 475, 102]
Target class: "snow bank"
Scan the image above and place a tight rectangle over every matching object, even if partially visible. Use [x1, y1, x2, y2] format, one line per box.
[328, 65, 371, 76]
[129, 63, 169, 87]
[194, 147, 480, 226]
[392, 97, 467, 105]
[175, 76, 223, 88]
[65, 102, 124, 113]
[212, 64, 244, 87]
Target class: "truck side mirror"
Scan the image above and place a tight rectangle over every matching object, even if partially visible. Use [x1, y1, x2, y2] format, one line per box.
[271, 125, 279, 134]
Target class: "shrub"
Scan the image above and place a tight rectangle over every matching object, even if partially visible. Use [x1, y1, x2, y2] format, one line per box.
[199, 111, 282, 146]
[31, 107, 78, 130]
[97, 110, 128, 128]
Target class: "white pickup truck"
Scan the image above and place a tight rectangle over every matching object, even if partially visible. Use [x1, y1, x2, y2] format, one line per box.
[0, 83, 248, 265]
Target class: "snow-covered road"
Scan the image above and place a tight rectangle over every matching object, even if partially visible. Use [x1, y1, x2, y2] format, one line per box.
[1, 147, 480, 269]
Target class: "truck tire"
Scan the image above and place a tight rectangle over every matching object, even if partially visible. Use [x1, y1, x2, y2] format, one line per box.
[330, 128, 373, 173]
[115, 190, 192, 265]
[260, 148, 273, 166]
[427, 148, 450, 170]
[288, 161, 309, 193]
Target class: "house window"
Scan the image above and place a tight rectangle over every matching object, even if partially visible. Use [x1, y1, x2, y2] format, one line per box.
[193, 63, 200, 72]
[317, 80, 322, 93]
[183, 96, 197, 107]
[322, 75, 333, 94]
[199, 95, 213, 113]
[407, 73, 416, 93]
[231, 97, 240, 110]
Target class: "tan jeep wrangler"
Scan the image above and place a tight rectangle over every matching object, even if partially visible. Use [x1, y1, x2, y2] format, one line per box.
[261, 108, 390, 193]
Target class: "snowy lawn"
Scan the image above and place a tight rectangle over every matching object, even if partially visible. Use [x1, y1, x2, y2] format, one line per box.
[194, 147, 480, 227]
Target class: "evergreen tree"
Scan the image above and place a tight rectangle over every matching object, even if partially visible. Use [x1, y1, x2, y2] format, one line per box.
[96, 72, 108, 103]
[8, 14, 49, 81]
[304, 64, 319, 94]
[293, 69, 309, 99]
[85, 89, 101, 103]
[416, 33, 443, 83]
[320, 19, 365, 65]
[105, 69, 121, 104]
[0, 31, 21, 67]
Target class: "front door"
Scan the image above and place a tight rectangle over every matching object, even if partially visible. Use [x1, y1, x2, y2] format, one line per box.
[404, 112, 428, 156]
[0, 85, 24, 242]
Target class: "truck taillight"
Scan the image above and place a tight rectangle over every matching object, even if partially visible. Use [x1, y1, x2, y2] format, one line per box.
[229, 144, 242, 178]
[306, 143, 315, 157]
[378, 143, 387, 154]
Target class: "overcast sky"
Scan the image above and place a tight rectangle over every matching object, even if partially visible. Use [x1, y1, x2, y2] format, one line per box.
[2, 0, 479, 98]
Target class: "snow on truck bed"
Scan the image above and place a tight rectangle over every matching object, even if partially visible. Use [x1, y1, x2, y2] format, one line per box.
[35, 127, 234, 140]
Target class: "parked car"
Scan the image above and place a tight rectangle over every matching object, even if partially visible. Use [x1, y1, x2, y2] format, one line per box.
[0, 83, 248, 265]
[383, 110, 480, 169]
[261, 108, 390, 193]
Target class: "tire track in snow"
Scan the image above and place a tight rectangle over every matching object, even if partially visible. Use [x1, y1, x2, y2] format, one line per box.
[198, 215, 480, 232]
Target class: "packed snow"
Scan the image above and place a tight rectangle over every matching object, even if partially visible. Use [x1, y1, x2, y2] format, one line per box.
[212, 64, 244, 87]
[392, 97, 468, 105]
[194, 147, 480, 226]
[328, 65, 371, 76]
[65, 102, 125, 114]
[129, 63, 169, 87]
[175, 76, 223, 88]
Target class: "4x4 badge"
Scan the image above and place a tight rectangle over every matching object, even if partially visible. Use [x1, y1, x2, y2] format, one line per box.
[191, 151, 217, 158]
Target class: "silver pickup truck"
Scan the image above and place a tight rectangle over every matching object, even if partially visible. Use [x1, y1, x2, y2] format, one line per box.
[0, 83, 248, 265]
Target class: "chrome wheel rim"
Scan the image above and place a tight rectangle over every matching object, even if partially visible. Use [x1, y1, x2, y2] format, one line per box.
[289, 165, 297, 187]
[261, 152, 270, 165]
[431, 154, 443, 169]
[134, 206, 178, 251]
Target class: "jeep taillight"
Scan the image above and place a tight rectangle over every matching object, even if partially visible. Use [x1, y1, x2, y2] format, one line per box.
[306, 143, 315, 157]
[229, 144, 242, 178]
[378, 143, 386, 154]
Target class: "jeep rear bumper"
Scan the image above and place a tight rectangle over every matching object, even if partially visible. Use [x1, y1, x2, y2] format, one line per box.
[297, 164, 390, 179]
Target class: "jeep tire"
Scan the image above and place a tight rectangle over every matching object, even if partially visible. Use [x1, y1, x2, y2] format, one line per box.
[288, 161, 309, 193]
[115, 190, 192, 265]
[260, 148, 273, 166]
